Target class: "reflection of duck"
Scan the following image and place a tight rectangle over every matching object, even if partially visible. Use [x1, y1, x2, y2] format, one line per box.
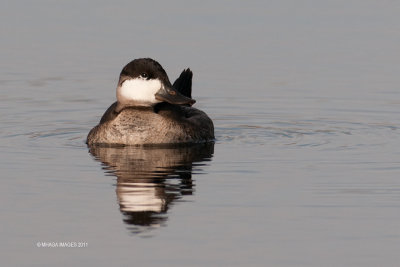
[88, 143, 214, 235]
[87, 58, 214, 145]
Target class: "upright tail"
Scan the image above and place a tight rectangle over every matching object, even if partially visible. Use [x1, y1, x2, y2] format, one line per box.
[172, 68, 193, 98]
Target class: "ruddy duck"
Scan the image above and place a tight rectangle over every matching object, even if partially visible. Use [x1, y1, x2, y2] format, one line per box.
[86, 58, 214, 146]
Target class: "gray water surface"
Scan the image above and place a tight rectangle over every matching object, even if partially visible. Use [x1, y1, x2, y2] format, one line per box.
[1, 1, 400, 266]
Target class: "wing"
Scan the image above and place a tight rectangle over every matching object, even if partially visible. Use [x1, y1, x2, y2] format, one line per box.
[99, 101, 119, 124]
[172, 68, 193, 98]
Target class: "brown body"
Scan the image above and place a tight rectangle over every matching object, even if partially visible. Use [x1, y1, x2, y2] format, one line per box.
[87, 102, 214, 146]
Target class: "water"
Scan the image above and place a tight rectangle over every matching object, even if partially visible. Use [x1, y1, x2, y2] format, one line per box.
[1, 1, 400, 266]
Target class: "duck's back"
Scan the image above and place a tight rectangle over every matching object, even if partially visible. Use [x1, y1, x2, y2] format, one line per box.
[87, 102, 214, 146]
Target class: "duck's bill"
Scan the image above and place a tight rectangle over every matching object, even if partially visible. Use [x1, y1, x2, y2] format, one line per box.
[155, 86, 196, 106]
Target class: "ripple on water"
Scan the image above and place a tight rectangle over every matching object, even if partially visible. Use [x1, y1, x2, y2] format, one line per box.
[215, 116, 399, 149]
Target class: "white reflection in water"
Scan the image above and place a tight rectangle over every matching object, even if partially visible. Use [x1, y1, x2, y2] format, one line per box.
[118, 183, 166, 213]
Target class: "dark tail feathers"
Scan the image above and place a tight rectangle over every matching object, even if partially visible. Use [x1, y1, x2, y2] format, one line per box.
[173, 68, 193, 98]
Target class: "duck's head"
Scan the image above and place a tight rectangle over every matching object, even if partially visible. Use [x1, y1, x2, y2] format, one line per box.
[116, 58, 195, 108]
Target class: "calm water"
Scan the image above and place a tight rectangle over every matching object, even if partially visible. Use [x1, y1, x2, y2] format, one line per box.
[1, 1, 400, 266]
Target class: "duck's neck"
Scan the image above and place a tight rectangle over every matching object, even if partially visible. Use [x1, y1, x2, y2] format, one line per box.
[115, 101, 155, 113]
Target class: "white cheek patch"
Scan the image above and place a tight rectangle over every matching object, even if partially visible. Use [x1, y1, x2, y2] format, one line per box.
[118, 78, 162, 104]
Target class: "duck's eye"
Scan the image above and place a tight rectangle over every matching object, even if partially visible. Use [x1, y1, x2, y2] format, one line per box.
[140, 73, 148, 79]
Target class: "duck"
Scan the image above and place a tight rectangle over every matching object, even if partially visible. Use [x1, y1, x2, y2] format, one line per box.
[86, 58, 214, 146]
